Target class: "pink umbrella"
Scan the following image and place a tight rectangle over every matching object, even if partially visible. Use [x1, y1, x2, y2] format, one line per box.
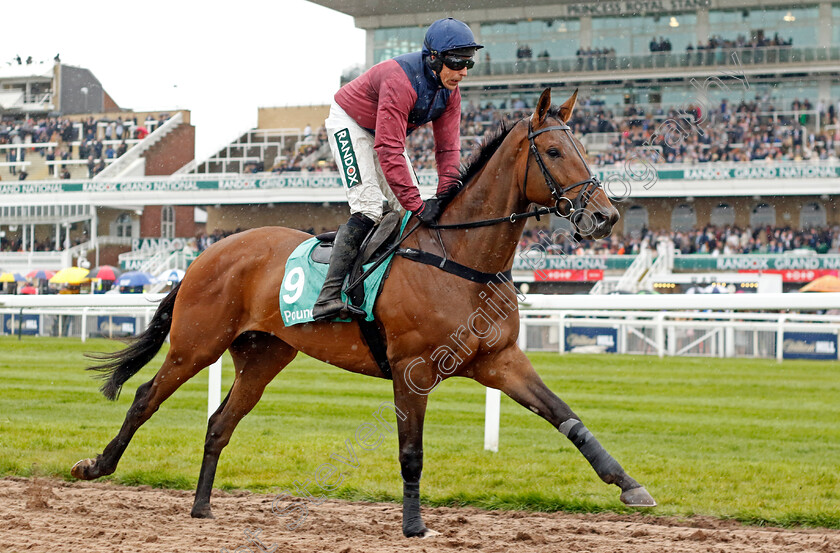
[27, 269, 55, 280]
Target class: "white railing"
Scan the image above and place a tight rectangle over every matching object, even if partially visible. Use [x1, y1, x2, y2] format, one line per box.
[609, 242, 653, 294]
[4, 292, 838, 449]
[518, 309, 840, 362]
[94, 112, 183, 180]
[638, 238, 674, 292]
[147, 251, 188, 292]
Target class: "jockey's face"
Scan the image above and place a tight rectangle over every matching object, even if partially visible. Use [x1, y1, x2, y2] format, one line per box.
[438, 57, 470, 90]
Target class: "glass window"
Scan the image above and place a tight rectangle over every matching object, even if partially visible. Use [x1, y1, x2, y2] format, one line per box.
[750, 203, 776, 227]
[711, 203, 736, 227]
[373, 26, 427, 64]
[800, 202, 826, 228]
[592, 13, 697, 56]
[624, 205, 649, 236]
[161, 206, 175, 239]
[834, 4, 840, 46]
[115, 213, 133, 238]
[708, 6, 819, 47]
[671, 204, 697, 231]
[480, 18, 581, 61]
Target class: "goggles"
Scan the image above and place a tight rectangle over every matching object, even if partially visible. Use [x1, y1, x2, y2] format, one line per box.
[442, 55, 475, 71]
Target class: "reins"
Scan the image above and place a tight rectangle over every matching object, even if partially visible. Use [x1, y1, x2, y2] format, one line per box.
[344, 115, 605, 291]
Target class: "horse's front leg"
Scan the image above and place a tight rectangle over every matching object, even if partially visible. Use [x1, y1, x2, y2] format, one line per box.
[391, 370, 437, 538]
[473, 346, 655, 507]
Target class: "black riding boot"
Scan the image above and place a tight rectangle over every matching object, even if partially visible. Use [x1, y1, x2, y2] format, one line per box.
[312, 222, 369, 321]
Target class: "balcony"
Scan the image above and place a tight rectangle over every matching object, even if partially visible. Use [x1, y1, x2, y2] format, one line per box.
[467, 46, 840, 85]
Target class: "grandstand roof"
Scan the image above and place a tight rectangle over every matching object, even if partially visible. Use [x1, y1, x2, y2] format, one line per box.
[0, 61, 53, 80]
[309, 0, 560, 18]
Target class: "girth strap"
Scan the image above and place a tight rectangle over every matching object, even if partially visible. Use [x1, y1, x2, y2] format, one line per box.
[357, 319, 393, 380]
[396, 248, 513, 284]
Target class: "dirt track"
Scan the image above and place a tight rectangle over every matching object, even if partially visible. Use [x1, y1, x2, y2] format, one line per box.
[0, 477, 837, 553]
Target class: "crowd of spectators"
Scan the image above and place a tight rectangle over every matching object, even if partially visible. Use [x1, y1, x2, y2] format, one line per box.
[275, 94, 839, 175]
[0, 236, 86, 252]
[0, 113, 170, 179]
[649, 37, 673, 52]
[518, 224, 840, 256]
[687, 32, 793, 52]
[586, 95, 839, 166]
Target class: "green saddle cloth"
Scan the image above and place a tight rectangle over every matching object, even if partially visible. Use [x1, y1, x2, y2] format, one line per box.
[279, 213, 409, 326]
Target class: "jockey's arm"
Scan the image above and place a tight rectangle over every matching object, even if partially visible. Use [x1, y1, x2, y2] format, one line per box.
[373, 76, 424, 213]
[432, 88, 462, 196]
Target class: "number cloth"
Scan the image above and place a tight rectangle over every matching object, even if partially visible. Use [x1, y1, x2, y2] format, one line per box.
[279, 214, 409, 326]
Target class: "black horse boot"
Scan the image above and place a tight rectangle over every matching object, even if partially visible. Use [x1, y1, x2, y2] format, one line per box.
[312, 222, 369, 321]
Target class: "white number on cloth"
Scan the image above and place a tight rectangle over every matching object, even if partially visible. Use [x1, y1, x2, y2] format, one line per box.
[282, 267, 305, 304]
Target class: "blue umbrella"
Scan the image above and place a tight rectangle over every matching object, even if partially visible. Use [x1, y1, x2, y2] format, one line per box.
[116, 271, 155, 288]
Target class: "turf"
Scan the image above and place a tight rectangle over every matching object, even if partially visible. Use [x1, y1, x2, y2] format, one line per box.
[0, 336, 837, 528]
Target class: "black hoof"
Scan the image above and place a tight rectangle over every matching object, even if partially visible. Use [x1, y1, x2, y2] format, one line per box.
[620, 486, 656, 507]
[404, 524, 439, 538]
[191, 504, 215, 519]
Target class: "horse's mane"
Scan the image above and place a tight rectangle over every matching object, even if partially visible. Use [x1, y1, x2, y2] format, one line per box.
[436, 119, 513, 208]
[437, 105, 564, 209]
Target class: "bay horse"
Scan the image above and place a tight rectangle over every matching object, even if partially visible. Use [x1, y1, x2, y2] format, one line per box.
[72, 88, 656, 538]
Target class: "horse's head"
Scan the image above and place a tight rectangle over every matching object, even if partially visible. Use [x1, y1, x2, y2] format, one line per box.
[518, 88, 619, 240]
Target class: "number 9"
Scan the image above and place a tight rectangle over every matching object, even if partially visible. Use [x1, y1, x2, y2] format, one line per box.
[282, 267, 305, 303]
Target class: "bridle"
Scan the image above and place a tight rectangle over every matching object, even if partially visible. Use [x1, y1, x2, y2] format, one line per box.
[345, 117, 607, 291]
[431, 116, 604, 231]
[523, 118, 603, 229]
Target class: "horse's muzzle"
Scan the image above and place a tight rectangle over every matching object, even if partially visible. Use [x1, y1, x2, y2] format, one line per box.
[575, 207, 618, 240]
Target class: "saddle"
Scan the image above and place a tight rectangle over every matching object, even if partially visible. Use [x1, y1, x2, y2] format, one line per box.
[310, 210, 403, 268]
[309, 210, 404, 381]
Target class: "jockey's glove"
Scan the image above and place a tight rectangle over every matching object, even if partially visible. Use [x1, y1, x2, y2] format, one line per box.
[414, 198, 441, 225]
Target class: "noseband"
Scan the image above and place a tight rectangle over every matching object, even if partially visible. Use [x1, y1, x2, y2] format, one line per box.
[427, 117, 605, 232]
[524, 120, 603, 226]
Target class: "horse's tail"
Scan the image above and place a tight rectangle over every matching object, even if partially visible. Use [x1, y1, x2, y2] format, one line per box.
[86, 282, 181, 401]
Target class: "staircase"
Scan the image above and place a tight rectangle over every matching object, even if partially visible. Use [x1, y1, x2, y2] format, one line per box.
[638, 238, 675, 292]
[94, 112, 184, 179]
[117, 248, 193, 292]
[589, 238, 675, 295]
[590, 241, 653, 294]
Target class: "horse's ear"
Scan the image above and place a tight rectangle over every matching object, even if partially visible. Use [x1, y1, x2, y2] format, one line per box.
[557, 89, 579, 123]
[531, 88, 552, 128]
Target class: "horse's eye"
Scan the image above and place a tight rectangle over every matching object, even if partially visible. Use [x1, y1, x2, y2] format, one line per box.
[547, 147, 562, 158]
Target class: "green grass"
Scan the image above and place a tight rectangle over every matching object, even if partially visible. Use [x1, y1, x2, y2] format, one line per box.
[0, 336, 838, 528]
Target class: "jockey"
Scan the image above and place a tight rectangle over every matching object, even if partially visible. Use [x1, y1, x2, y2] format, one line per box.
[313, 17, 483, 321]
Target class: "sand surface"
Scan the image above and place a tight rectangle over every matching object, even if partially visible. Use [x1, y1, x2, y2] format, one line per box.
[1, 477, 837, 553]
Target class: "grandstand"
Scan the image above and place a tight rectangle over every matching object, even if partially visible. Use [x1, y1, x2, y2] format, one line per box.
[1, 0, 839, 295]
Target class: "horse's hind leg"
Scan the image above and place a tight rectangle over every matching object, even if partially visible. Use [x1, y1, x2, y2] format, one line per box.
[71, 339, 228, 480]
[473, 347, 656, 507]
[191, 331, 297, 519]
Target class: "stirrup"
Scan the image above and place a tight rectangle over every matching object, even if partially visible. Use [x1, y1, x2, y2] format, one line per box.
[313, 299, 365, 321]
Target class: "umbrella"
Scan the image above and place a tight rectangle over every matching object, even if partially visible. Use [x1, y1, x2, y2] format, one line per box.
[89, 265, 121, 281]
[50, 267, 90, 284]
[0, 272, 26, 283]
[19, 284, 37, 295]
[800, 275, 840, 293]
[156, 268, 185, 283]
[26, 269, 55, 280]
[117, 271, 155, 287]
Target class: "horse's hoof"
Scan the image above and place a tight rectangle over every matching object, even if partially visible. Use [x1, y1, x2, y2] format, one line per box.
[404, 526, 439, 538]
[70, 458, 97, 480]
[620, 486, 656, 507]
[191, 505, 215, 519]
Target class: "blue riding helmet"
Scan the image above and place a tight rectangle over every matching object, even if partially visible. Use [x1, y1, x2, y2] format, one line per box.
[422, 18, 483, 58]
